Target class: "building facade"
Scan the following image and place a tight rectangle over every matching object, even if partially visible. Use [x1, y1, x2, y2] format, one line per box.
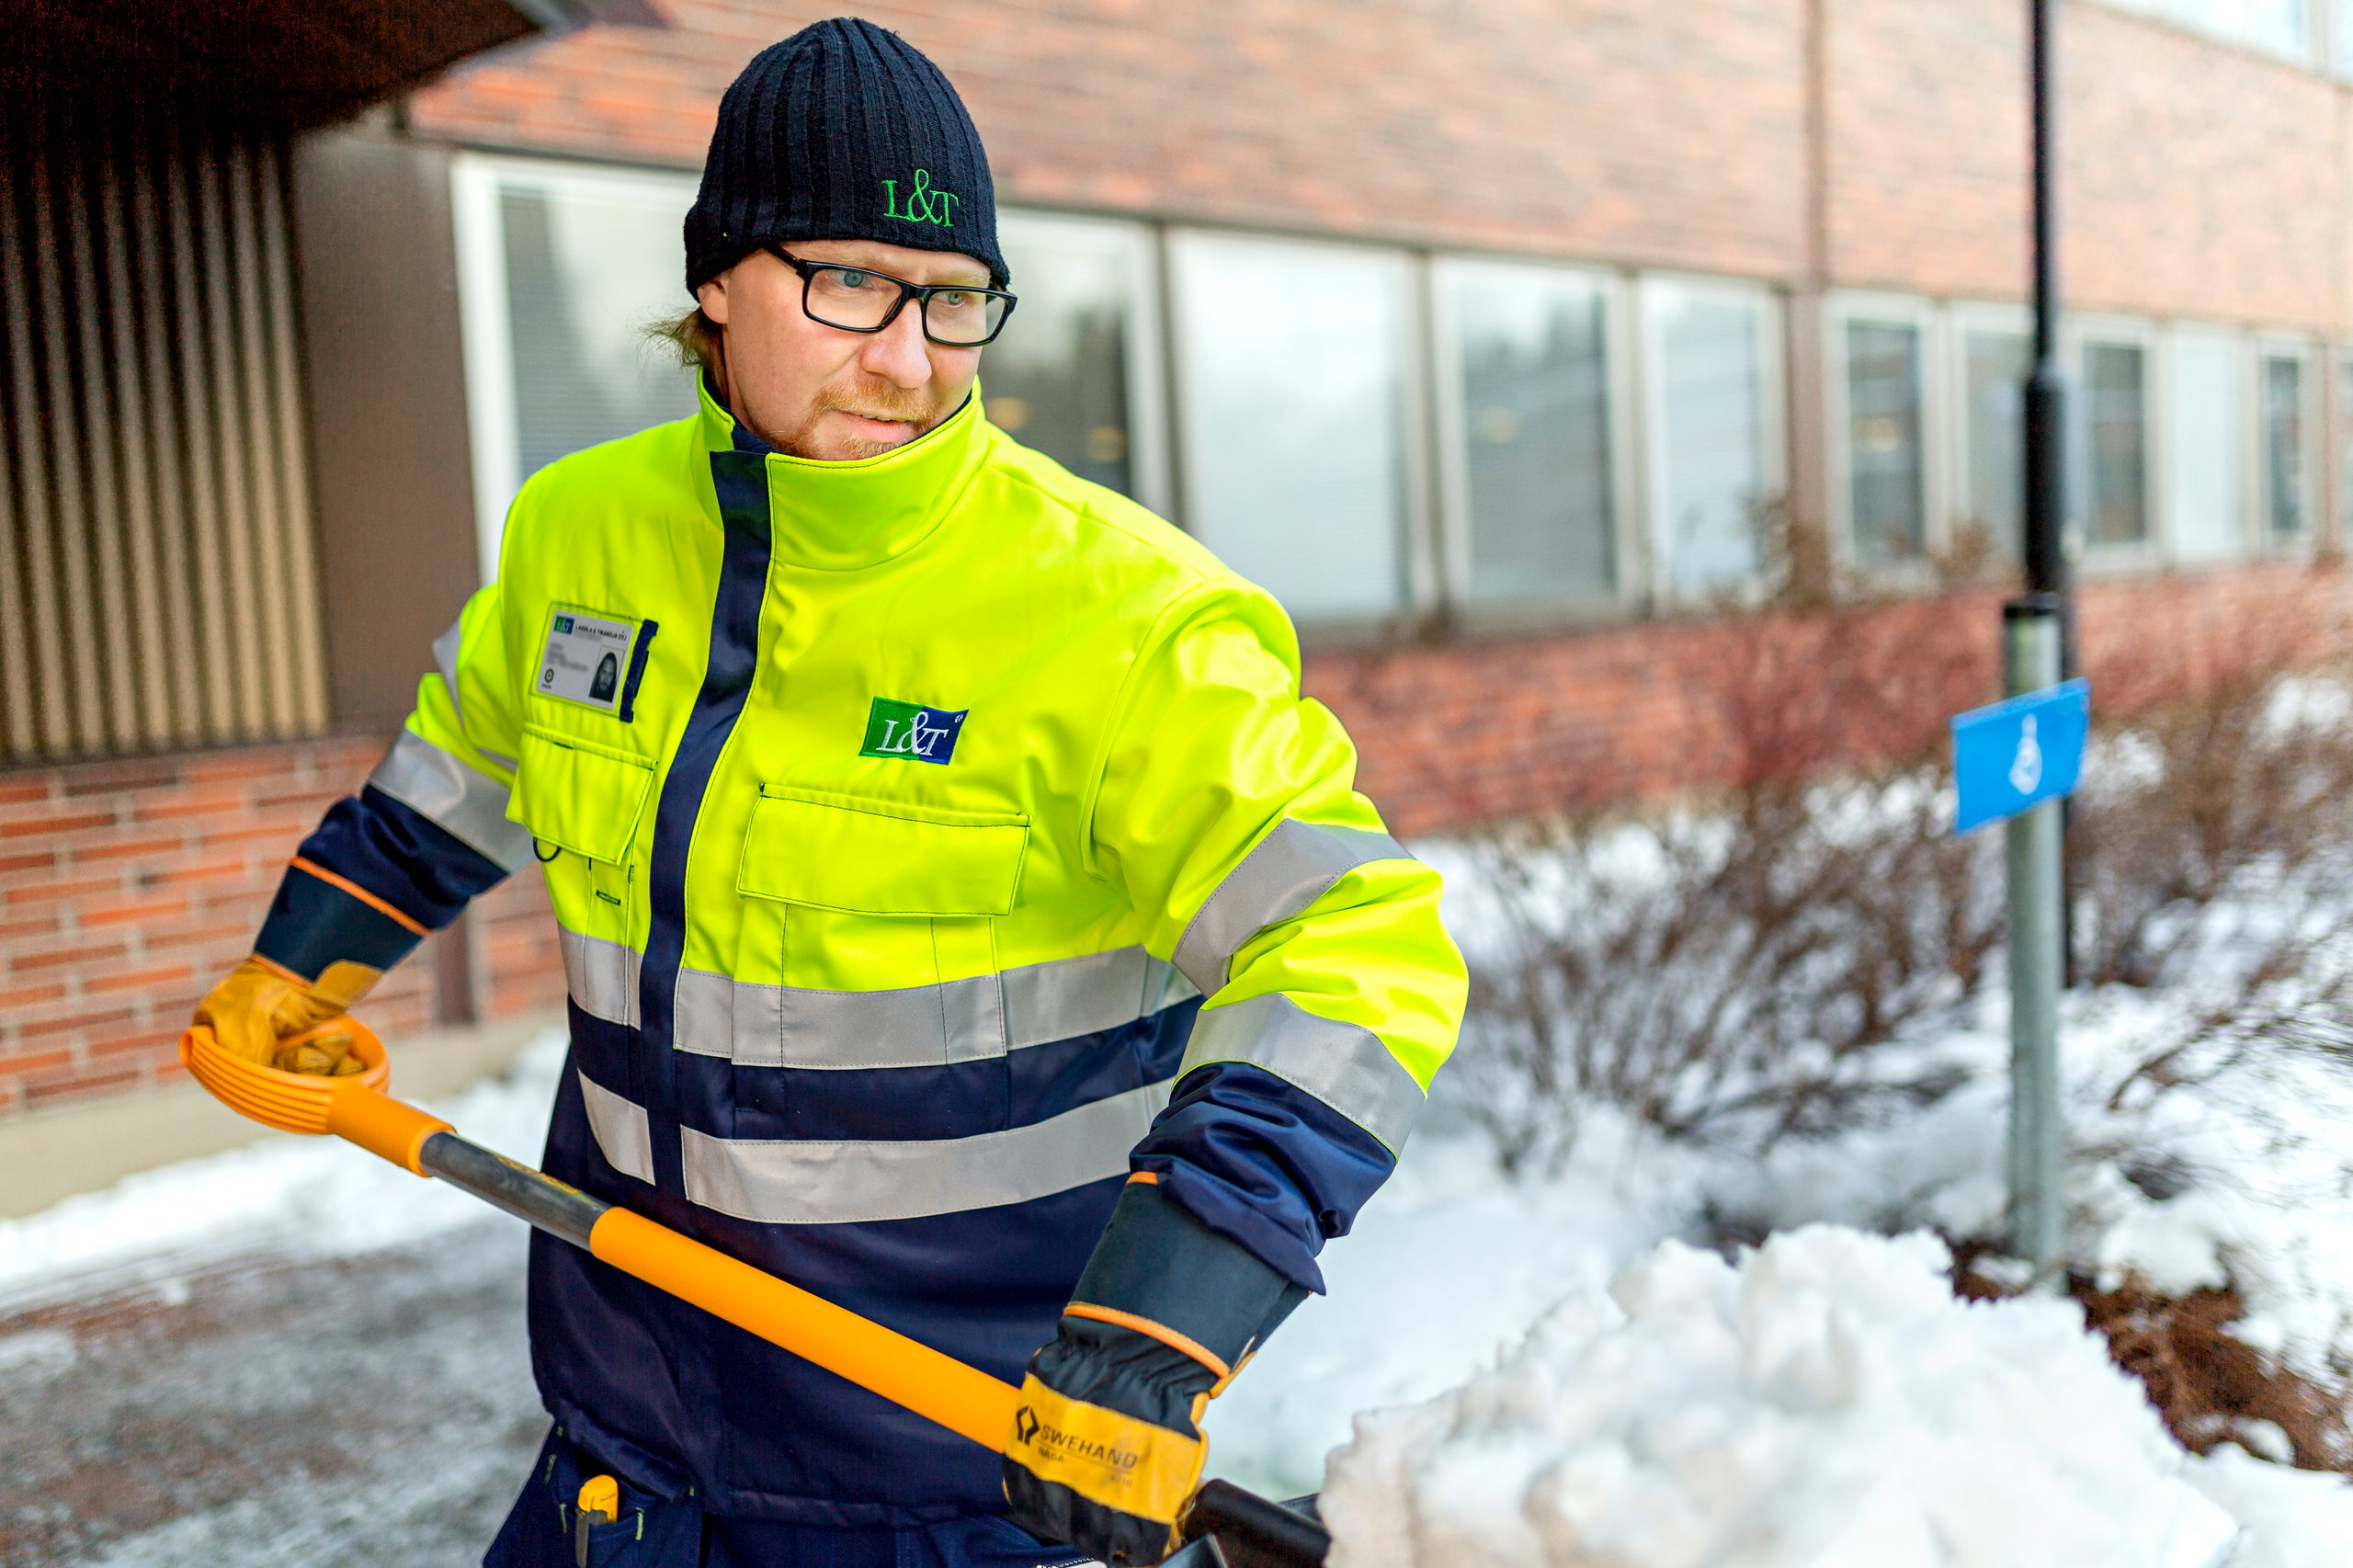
[5, 0, 2351, 1131]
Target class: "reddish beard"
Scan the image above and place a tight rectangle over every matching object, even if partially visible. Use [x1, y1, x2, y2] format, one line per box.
[774, 380, 946, 459]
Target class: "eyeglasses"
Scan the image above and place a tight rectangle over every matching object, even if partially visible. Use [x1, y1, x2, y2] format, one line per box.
[767, 245, 1017, 347]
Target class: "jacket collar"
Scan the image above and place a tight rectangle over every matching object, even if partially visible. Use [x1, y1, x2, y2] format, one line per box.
[696, 373, 992, 571]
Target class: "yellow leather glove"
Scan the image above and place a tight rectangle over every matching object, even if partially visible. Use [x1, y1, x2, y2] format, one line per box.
[193, 957, 382, 1075]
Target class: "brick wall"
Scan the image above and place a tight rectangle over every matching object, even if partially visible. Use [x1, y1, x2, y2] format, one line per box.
[1313, 562, 2353, 836]
[406, 0, 1812, 280]
[0, 737, 564, 1118]
[1825, 0, 2347, 329]
[409, 0, 2353, 330]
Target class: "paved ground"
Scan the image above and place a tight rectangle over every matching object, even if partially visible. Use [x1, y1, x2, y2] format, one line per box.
[0, 1220, 544, 1568]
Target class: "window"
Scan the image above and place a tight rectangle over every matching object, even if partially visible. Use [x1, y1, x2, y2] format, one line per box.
[453, 156, 700, 578]
[988, 211, 1165, 509]
[1640, 279, 1777, 593]
[2260, 347, 2313, 541]
[2079, 337, 2151, 549]
[2337, 351, 2353, 541]
[2245, 0, 2312, 56]
[1437, 258, 1617, 604]
[1958, 323, 2030, 558]
[1169, 233, 1414, 621]
[1836, 312, 1928, 566]
[2336, 0, 2353, 73]
[2165, 327, 2244, 564]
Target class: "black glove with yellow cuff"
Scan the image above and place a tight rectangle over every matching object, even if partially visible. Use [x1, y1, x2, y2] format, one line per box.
[1004, 1176, 1307, 1565]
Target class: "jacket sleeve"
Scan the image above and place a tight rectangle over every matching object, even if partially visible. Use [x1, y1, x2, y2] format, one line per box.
[253, 584, 536, 983]
[1086, 580, 1467, 1292]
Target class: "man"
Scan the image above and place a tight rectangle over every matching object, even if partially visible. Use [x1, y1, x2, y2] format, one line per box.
[194, 17, 1463, 1567]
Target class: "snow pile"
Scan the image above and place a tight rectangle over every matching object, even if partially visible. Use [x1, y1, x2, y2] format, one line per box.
[0, 1028, 566, 1309]
[1319, 1226, 2243, 1568]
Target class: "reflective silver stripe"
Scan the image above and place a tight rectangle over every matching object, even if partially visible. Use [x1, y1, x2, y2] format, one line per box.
[432, 614, 516, 771]
[563, 928, 641, 1028]
[1172, 821, 1409, 995]
[672, 946, 1200, 1069]
[681, 1078, 1173, 1225]
[577, 1069, 655, 1184]
[1180, 992, 1425, 1153]
[366, 728, 536, 871]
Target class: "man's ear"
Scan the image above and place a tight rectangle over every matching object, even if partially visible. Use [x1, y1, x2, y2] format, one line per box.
[697, 273, 731, 326]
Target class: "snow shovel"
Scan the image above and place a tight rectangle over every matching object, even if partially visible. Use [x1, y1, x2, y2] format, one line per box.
[179, 1017, 1329, 1568]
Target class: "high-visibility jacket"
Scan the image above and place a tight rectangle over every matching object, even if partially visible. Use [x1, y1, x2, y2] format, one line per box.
[256, 379, 1466, 1527]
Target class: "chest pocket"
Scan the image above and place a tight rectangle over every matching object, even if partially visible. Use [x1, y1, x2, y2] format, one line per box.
[734, 786, 1029, 1067]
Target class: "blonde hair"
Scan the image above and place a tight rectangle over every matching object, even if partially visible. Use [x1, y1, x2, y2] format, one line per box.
[653, 306, 726, 395]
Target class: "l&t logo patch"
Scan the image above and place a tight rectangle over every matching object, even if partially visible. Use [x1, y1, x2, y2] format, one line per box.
[860, 698, 967, 765]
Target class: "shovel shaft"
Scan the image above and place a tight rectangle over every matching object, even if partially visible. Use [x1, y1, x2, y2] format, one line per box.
[406, 1125, 1021, 1450]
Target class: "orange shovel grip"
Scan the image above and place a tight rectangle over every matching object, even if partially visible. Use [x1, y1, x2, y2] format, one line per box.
[587, 1206, 1022, 1451]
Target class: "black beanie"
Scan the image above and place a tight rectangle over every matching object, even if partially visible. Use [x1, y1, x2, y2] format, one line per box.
[683, 17, 1007, 293]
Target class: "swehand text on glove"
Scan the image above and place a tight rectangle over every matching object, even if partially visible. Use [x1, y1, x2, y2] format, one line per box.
[1003, 1176, 1304, 1565]
[192, 955, 384, 1076]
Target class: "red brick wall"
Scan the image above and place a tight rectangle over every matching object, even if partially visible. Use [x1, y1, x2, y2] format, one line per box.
[408, 1, 2353, 330]
[406, 0, 1812, 279]
[1824, 0, 2347, 329]
[1312, 562, 2353, 836]
[0, 738, 564, 1118]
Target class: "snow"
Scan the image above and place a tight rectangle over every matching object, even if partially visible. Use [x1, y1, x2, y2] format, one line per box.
[10, 842, 2353, 1563]
[0, 1028, 566, 1312]
[1317, 1226, 2244, 1568]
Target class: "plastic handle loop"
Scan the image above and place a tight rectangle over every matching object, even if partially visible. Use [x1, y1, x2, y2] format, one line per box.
[179, 1020, 449, 1175]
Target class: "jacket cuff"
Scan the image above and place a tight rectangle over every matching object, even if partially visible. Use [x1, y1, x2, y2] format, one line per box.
[1067, 1177, 1295, 1376]
[253, 858, 428, 984]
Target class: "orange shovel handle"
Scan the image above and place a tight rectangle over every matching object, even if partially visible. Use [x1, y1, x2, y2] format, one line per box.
[181, 1018, 1019, 1450]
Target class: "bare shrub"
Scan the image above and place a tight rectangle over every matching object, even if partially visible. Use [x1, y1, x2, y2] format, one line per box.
[1455, 557, 2353, 1175]
[1454, 773, 2000, 1174]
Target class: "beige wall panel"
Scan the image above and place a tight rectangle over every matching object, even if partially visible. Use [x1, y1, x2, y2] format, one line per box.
[291, 125, 487, 732]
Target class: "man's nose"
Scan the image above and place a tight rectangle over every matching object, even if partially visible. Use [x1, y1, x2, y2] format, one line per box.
[860, 303, 934, 388]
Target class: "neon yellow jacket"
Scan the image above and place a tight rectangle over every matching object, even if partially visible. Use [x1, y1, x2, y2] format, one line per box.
[266, 377, 1465, 1519]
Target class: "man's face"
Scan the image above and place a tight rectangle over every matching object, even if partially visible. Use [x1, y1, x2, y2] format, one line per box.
[696, 238, 989, 461]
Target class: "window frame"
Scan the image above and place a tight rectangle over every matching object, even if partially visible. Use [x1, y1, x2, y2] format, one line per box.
[2255, 334, 2323, 555]
[1632, 271, 1786, 608]
[993, 207, 1175, 519]
[2158, 321, 2256, 569]
[1163, 224, 1433, 638]
[1824, 290, 1945, 580]
[449, 151, 703, 584]
[1427, 252, 1639, 627]
[1944, 300, 2034, 566]
[2065, 312, 2164, 574]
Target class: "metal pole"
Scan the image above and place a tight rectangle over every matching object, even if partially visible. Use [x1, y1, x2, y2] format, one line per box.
[2024, 0, 2077, 986]
[2006, 596, 2065, 1283]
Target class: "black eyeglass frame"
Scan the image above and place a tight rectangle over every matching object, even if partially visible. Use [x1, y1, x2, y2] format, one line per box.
[766, 244, 1017, 347]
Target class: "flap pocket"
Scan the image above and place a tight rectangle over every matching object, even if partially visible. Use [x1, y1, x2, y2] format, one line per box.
[739, 787, 1029, 915]
[510, 725, 656, 863]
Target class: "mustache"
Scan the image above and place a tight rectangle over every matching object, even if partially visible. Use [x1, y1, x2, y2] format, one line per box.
[814, 384, 938, 423]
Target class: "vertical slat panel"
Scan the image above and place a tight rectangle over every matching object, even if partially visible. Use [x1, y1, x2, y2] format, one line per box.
[0, 132, 43, 758]
[7, 139, 82, 756]
[30, 136, 108, 753]
[199, 131, 270, 737]
[256, 138, 330, 731]
[0, 110, 335, 765]
[227, 141, 298, 733]
[64, 138, 142, 752]
[166, 123, 240, 743]
[131, 133, 205, 745]
[99, 128, 176, 745]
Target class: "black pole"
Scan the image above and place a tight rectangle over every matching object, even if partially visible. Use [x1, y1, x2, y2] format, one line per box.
[2023, 0, 2076, 985]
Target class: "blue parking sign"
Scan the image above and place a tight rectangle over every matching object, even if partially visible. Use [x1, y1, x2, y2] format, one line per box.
[1951, 678, 2089, 834]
